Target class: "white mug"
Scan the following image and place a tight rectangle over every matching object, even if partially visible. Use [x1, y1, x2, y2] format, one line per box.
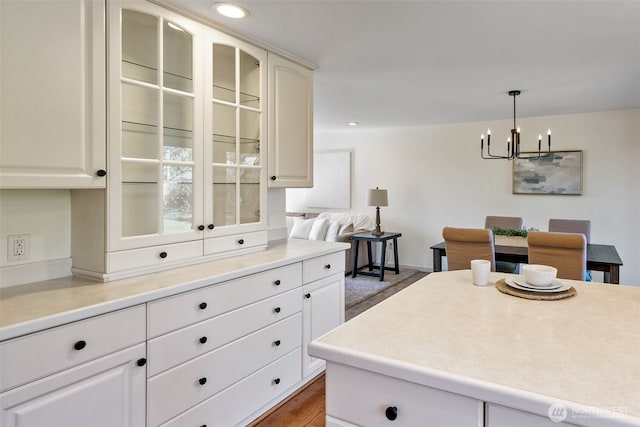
[470, 259, 491, 286]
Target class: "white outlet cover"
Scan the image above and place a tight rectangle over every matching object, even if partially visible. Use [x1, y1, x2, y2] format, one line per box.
[7, 234, 30, 262]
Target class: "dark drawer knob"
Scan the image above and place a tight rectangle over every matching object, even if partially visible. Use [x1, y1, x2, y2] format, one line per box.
[273, 340, 281, 347]
[385, 406, 398, 421]
[198, 225, 205, 231]
[274, 279, 281, 286]
[208, 224, 214, 230]
[159, 251, 167, 259]
[274, 307, 281, 313]
[324, 264, 331, 269]
[238, 239, 245, 245]
[137, 358, 147, 367]
[96, 169, 107, 177]
[271, 175, 277, 181]
[198, 377, 207, 386]
[273, 377, 281, 385]
[305, 293, 311, 299]
[199, 302, 208, 310]
[73, 340, 87, 351]
[199, 336, 208, 344]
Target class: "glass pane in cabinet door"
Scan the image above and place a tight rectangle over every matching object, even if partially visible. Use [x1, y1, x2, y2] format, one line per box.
[122, 83, 159, 159]
[212, 103, 236, 164]
[122, 10, 157, 84]
[212, 44, 235, 102]
[239, 50, 260, 108]
[239, 109, 260, 165]
[163, 93, 193, 161]
[163, 20, 192, 92]
[122, 162, 158, 237]
[163, 165, 193, 233]
[239, 168, 260, 224]
[212, 167, 236, 226]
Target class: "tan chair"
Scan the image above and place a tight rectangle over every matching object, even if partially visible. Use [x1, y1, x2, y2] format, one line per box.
[443, 227, 496, 272]
[485, 216, 523, 273]
[485, 216, 523, 231]
[548, 219, 591, 243]
[527, 231, 587, 280]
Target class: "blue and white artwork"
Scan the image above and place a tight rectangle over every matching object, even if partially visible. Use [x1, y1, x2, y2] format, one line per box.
[512, 151, 583, 195]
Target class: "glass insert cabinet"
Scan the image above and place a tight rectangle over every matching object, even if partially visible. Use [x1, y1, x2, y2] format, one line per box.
[108, 0, 267, 255]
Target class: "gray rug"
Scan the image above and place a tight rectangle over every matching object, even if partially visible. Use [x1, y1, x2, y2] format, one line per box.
[345, 269, 417, 308]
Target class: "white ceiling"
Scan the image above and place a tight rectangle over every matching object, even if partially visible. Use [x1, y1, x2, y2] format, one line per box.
[161, 0, 640, 130]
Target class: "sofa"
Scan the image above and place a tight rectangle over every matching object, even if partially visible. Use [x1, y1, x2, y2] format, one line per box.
[286, 212, 375, 274]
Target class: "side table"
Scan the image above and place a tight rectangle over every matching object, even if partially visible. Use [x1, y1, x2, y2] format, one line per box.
[350, 231, 402, 281]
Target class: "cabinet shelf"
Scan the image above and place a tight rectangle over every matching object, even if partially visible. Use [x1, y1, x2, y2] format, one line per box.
[123, 120, 192, 139]
[212, 133, 260, 145]
[212, 84, 259, 105]
[122, 59, 193, 85]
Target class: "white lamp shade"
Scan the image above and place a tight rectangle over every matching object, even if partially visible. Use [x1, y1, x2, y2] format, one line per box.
[366, 188, 388, 207]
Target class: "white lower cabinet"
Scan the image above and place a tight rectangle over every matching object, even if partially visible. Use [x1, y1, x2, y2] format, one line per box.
[487, 404, 581, 427]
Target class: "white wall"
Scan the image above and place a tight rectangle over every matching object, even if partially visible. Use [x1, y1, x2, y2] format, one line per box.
[291, 109, 640, 285]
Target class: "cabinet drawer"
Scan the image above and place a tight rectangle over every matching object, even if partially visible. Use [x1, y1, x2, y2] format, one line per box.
[303, 251, 345, 284]
[147, 263, 301, 338]
[148, 313, 302, 426]
[106, 240, 202, 273]
[204, 230, 267, 256]
[487, 404, 581, 427]
[148, 288, 302, 376]
[326, 363, 483, 427]
[0, 305, 146, 392]
[159, 348, 302, 427]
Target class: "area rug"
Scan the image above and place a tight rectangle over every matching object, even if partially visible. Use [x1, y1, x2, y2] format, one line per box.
[345, 269, 417, 308]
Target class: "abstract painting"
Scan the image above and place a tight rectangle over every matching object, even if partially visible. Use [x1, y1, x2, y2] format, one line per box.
[512, 151, 583, 195]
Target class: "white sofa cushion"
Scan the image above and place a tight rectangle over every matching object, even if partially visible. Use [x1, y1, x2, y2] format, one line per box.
[317, 212, 374, 231]
[289, 217, 316, 239]
[325, 220, 341, 242]
[309, 218, 330, 241]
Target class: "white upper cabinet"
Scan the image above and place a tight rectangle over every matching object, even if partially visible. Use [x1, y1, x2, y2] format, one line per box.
[268, 53, 314, 188]
[0, 0, 106, 188]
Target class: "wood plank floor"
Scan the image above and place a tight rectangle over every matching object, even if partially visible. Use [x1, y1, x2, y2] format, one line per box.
[249, 271, 429, 426]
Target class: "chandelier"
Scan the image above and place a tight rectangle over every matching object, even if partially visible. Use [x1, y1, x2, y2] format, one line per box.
[480, 90, 551, 160]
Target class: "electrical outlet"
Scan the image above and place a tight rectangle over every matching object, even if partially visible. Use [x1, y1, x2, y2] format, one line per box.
[8, 234, 30, 261]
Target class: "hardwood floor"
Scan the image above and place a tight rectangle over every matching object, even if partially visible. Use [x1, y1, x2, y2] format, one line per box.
[249, 271, 429, 426]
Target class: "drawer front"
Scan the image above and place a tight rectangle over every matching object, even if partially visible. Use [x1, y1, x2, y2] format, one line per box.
[326, 363, 483, 427]
[0, 305, 146, 392]
[303, 251, 345, 284]
[148, 288, 302, 376]
[159, 348, 302, 427]
[147, 262, 302, 338]
[148, 313, 302, 426]
[204, 230, 267, 256]
[106, 240, 202, 273]
[487, 404, 581, 427]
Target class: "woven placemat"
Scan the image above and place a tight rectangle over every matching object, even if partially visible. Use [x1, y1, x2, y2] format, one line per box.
[496, 278, 576, 300]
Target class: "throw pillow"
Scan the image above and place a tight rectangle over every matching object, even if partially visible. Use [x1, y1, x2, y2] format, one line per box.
[338, 223, 354, 235]
[289, 217, 316, 239]
[325, 220, 341, 242]
[309, 218, 330, 241]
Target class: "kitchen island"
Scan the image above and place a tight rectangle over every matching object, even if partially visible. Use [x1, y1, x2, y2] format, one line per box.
[309, 270, 640, 427]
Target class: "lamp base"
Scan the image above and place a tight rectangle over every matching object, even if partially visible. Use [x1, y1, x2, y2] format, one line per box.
[371, 230, 384, 236]
[372, 207, 383, 236]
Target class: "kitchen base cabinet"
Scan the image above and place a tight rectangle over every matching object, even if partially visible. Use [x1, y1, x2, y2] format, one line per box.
[487, 404, 581, 427]
[0, 343, 146, 427]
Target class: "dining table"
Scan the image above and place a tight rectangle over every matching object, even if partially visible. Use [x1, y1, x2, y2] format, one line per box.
[430, 235, 624, 284]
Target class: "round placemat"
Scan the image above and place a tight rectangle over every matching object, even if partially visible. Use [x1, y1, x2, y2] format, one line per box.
[496, 278, 576, 300]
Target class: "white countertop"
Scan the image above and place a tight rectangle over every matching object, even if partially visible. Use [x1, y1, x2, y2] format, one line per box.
[309, 270, 640, 426]
[0, 239, 348, 341]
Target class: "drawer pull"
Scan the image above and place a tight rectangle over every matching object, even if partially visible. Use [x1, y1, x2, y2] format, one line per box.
[324, 264, 331, 269]
[274, 279, 281, 286]
[208, 224, 215, 230]
[305, 293, 311, 299]
[273, 377, 281, 385]
[385, 406, 398, 421]
[198, 377, 207, 386]
[199, 302, 208, 310]
[159, 251, 168, 259]
[273, 340, 281, 347]
[73, 340, 87, 351]
[137, 358, 147, 367]
[274, 307, 281, 313]
[197, 225, 205, 231]
[271, 175, 277, 181]
[199, 336, 208, 344]
[238, 239, 245, 245]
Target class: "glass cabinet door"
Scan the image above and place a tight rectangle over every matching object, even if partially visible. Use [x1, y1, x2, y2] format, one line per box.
[205, 32, 266, 237]
[109, 2, 202, 251]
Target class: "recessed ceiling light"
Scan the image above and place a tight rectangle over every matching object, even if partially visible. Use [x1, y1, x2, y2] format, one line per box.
[212, 2, 250, 19]
[348, 122, 359, 126]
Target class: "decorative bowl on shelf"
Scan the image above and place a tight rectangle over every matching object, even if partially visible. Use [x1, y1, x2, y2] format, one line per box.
[522, 264, 557, 286]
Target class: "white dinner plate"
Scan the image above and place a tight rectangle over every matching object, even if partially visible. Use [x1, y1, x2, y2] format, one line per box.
[513, 276, 562, 290]
[505, 277, 572, 293]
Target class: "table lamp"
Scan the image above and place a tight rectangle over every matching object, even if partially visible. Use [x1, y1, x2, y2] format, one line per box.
[366, 187, 388, 236]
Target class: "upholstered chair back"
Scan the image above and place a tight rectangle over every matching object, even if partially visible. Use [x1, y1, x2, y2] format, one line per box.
[527, 231, 587, 280]
[548, 219, 591, 243]
[443, 227, 496, 272]
[485, 216, 523, 231]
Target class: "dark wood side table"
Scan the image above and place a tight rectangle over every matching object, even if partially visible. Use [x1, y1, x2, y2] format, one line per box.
[350, 232, 402, 281]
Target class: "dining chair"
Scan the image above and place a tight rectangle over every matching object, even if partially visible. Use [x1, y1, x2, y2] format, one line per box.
[527, 231, 587, 280]
[443, 227, 496, 272]
[548, 219, 591, 280]
[484, 216, 523, 274]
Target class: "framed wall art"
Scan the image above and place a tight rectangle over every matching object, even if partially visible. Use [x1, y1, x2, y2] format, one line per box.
[512, 150, 583, 195]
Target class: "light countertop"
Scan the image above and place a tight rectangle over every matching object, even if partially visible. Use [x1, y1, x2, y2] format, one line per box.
[309, 270, 640, 426]
[0, 239, 348, 341]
